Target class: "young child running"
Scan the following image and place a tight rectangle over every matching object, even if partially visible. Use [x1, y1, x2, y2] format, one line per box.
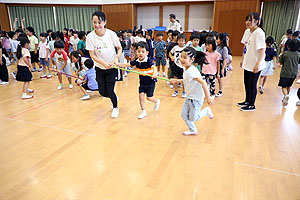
[119, 41, 160, 119]
[154, 32, 167, 77]
[49, 40, 73, 90]
[170, 47, 214, 135]
[15, 37, 34, 99]
[259, 36, 277, 94]
[278, 39, 300, 106]
[75, 58, 98, 100]
[39, 33, 51, 78]
[169, 33, 186, 97]
[202, 38, 221, 98]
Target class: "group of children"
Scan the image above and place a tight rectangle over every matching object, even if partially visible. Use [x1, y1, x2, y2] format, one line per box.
[1, 24, 300, 135]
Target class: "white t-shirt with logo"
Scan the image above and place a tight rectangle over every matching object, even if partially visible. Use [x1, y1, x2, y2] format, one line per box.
[86, 29, 121, 70]
[183, 65, 204, 101]
[241, 28, 266, 72]
[170, 45, 185, 69]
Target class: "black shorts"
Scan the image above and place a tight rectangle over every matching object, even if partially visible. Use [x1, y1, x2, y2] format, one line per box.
[278, 77, 295, 88]
[139, 83, 156, 97]
[16, 65, 32, 82]
[81, 83, 98, 91]
[170, 62, 183, 79]
[95, 67, 119, 83]
[30, 51, 39, 63]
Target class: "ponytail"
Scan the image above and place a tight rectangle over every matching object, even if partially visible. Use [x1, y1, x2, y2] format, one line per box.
[16, 37, 30, 60]
[183, 47, 208, 67]
[16, 43, 22, 60]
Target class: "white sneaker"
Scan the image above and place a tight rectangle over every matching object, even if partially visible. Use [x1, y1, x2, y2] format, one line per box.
[206, 106, 214, 119]
[154, 99, 160, 111]
[157, 72, 160, 76]
[38, 67, 43, 72]
[86, 90, 93, 93]
[182, 130, 198, 135]
[40, 74, 47, 78]
[282, 95, 289, 106]
[296, 101, 300, 106]
[0, 82, 8, 85]
[138, 110, 147, 119]
[69, 84, 73, 89]
[170, 84, 174, 89]
[22, 94, 33, 100]
[182, 92, 187, 98]
[179, 83, 183, 88]
[27, 88, 34, 93]
[111, 107, 119, 118]
[162, 72, 167, 77]
[80, 95, 90, 100]
[167, 81, 170, 86]
[172, 91, 178, 97]
[57, 84, 63, 90]
[296, 79, 300, 84]
[46, 74, 52, 79]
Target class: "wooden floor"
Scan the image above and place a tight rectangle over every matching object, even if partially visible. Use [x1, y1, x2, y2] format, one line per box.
[0, 57, 300, 200]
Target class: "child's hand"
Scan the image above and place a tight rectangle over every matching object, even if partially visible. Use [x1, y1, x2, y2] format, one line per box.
[45, 58, 48, 62]
[169, 78, 176, 84]
[221, 69, 224, 75]
[217, 74, 220, 79]
[171, 57, 175, 61]
[207, 97, 214, 106]
[152, 73, 157, 79]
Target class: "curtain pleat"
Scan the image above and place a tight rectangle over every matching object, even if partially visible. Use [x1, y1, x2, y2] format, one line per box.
[262, 0, 300, 48]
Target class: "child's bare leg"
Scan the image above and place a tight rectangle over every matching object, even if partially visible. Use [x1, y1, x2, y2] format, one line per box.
[67, 77, 72, 84]
[80, 85, 88, 95]
[23, 82, 29, 93]
[147, 96, 158, 103]
[139, 93, 146, 110]
[58, 74, 62, 83]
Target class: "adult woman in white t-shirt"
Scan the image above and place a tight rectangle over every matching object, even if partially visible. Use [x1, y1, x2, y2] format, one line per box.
[86, 11, 122, 118]
[238, 12, 266, 112]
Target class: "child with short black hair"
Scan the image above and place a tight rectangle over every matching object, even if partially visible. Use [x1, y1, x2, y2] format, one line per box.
[78, 31, 88, 57]
[169, 33, 186, 97]
[189, 33, 203, 73]
[166, 30, 180, 87]
[146, 30, 155, 60]
[135, 30, 146, 43]
[76, 58, 98, 100]
[49, 40, 73, 90]
[16, 37, 34, 99]
[154, 32, 167, 77]
[259, 36, 277, 94]
[278, 39, 300, 106]
[39, 32, 51, 78]
[202, 38, 221, 98]
[118, 41, 160, 119]
[170, 47, 214, 135]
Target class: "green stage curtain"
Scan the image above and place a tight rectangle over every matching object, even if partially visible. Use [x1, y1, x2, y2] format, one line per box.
[55, 7, 101, 32]
[9, 6, 56, 36]
[262, 0, 300, 48]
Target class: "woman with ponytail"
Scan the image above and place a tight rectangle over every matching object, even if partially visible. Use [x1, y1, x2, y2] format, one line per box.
[16, 37, 34, 99]
[238, 12, 266, 111]
[170, 47, 214, 135]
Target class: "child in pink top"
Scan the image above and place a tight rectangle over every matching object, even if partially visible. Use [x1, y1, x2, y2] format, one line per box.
[202, 38, 221, 97]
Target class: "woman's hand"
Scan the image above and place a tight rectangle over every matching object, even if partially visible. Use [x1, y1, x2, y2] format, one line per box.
[102, 61, 111, 69]
[253, 63, 259, 73]
[169, 78, 176, 84]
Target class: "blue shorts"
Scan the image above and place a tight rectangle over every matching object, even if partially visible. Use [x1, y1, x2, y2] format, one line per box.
[156, 56, 166, 66]
[124, 50, 131, 57]
[40, 58, 49, 66]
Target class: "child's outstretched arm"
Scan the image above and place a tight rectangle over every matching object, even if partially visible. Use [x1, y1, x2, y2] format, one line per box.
[194, 77, 214, 106]
[169, 78, 183, 84]
[151, 65, 158, 79]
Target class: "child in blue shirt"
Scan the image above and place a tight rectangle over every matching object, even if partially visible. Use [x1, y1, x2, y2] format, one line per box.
[76, 58, 98, 100]
[119, 41, 160, 119]
[154, 32, 167, 77]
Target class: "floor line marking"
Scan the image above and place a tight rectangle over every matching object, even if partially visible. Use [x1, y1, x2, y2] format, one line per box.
[235, 162, 300, 177]
[8, 91, 78, 118]
[1, 116, 96, 137]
